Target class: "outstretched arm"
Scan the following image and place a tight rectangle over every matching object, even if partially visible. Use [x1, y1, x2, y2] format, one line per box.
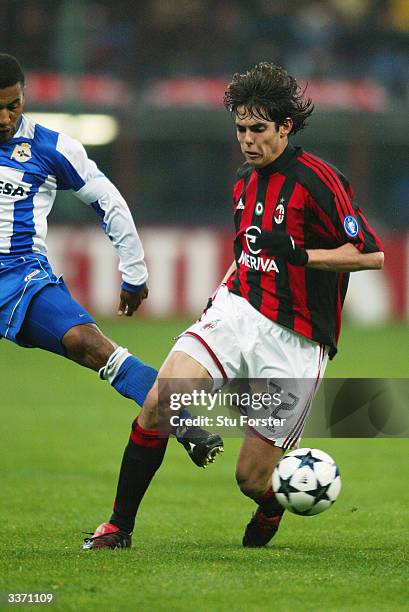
[306, 242, 384, 272]
[53, 133, 149, 315]
[256, 231, 384, 273]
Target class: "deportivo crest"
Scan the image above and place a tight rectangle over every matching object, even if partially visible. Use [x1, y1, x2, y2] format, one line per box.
[274, 202, 285, 224]
[343, 215, 359, 237]
[11, 142, 32, 162]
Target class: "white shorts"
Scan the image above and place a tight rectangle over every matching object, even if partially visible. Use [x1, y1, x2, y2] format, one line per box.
[172, 285, 328, 449]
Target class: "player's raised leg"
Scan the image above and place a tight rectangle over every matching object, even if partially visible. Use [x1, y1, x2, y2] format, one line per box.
[236, 435, 285, 548]
[83, 350, 222, 550]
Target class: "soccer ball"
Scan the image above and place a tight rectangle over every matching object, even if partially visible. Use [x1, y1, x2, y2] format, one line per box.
[272, 448, 341, 516]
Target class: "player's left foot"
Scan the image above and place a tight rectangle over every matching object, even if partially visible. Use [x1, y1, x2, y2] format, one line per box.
[242, 508, 283, 548]
[176, 425, 224, 468]
[83, 522, 132, 550]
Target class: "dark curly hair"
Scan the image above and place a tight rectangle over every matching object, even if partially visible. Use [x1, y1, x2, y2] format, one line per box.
[0, 54, 25, 88]
[223, 62, 313, 134]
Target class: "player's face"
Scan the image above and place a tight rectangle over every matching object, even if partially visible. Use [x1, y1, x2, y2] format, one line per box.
[235, 107, 291, 168]
[0, 83, 25, 143]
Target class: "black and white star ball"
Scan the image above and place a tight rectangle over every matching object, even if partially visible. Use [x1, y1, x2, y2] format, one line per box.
[272, 448, 341, 516]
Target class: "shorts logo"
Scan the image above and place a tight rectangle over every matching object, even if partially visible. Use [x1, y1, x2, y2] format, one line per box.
[236, 198, 245, 210]
[343, 215, 359, 237]
[274, 203, 285, 224]
[11, 143, 32, 163]
[24, 269, 40, 282]
[244, 225, 262, 254]
[201, 319, 220, 330]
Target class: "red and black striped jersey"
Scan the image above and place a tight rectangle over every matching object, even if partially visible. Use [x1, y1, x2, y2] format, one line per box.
[226, 145, 383, 358]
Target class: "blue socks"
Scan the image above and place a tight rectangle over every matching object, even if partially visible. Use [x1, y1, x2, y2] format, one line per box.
[111, 355, 157, 406]
[100, 347, 195, 426]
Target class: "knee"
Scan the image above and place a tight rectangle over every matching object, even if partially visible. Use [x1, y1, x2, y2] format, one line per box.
[62, 324, 114, 369]
[235, 469, 271, 500]
[62, 326, 88, 360]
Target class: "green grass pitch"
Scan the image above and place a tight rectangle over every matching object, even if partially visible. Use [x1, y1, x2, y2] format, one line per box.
[1, 319, 408, 611]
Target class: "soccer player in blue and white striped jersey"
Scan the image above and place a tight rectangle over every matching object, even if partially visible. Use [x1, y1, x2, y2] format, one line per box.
[0, 54, 222, 488]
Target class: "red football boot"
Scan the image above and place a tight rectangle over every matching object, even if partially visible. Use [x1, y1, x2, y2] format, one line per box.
[83, 522, 132, 550]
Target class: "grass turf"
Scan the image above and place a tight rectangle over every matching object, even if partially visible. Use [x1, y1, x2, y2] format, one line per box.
[1, 320, 408, 611]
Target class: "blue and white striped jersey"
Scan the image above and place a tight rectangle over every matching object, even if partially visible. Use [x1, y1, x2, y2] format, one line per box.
[0, 114, 147, 286]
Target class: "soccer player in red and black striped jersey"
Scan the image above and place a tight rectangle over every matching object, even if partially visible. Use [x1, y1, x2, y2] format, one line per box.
[85, 63, 383, 550]
[225, 66, 383, 360]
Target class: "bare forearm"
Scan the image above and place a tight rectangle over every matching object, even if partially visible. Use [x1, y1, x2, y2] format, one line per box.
[306, 243, 384, 272]
[221, 260, 237, 284]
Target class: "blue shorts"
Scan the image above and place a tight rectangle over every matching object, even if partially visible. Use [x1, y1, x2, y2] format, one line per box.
[0, 253, 95, 355]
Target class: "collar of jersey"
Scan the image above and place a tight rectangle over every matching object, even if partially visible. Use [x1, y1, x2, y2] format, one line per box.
[256, 145, 299, 176]
[13, 115, 24, 138]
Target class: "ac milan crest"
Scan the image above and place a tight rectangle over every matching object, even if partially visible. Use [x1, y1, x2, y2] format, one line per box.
[274, 202, 285, 224]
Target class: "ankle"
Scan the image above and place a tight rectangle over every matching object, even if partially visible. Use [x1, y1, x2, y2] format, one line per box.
[254, 488, 284, 518]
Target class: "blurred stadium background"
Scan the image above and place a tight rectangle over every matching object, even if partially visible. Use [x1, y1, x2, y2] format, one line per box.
[2, 0, 408, 324]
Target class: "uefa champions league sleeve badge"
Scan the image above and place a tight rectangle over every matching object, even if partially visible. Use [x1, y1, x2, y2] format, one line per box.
[343, 215, 359, 237]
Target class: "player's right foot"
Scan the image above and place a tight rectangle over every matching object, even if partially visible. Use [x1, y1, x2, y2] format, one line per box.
[242, 508, 283, 548]
[176, 425, 224, 468]
[83, 522, 132, 550]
